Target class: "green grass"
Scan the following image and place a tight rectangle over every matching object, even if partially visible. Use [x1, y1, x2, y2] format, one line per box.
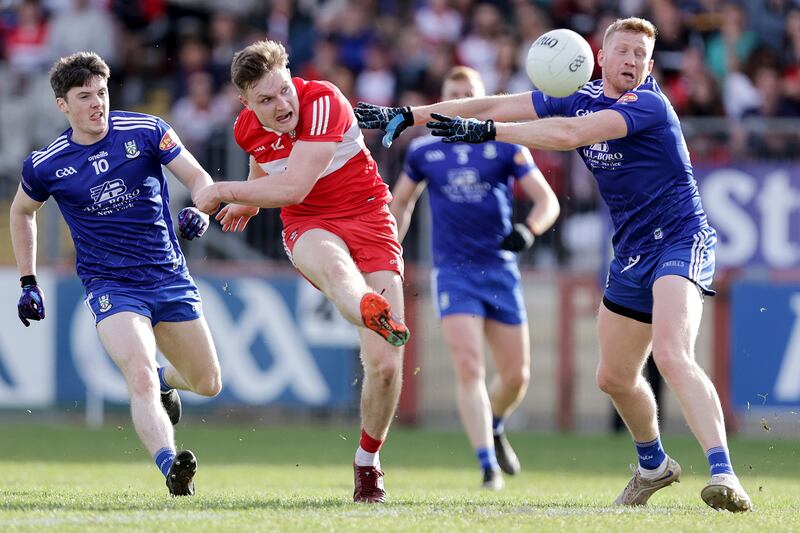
[1, 424, 799, 531]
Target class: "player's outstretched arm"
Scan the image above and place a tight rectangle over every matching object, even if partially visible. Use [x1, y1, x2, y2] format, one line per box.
[429, 109, 628, 151]
[193, 141, 337, 213]
[389, 173, 426, 242]
[9, 186, 46, 326]
[355, 93, 537, 149]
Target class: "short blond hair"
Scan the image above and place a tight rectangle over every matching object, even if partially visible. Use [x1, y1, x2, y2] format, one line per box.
[444, 66, 486, 94]
[231, 40, 289, 92]
[603, 17, 657, 48]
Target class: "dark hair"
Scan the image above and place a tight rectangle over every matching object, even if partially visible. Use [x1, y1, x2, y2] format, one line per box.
[231, 40, 289, 92]
[49, 52, 110, 99]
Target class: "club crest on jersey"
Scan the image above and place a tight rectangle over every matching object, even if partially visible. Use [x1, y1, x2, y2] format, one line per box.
[124, 139, 140, 159]
[98, 294, 112, 313]
[159, 129, 177, 151]
[90, 179, 127, 203]
[618, 92, 638, 103]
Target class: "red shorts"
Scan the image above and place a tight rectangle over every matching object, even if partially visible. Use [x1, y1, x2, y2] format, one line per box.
[282, 204, 404, 278]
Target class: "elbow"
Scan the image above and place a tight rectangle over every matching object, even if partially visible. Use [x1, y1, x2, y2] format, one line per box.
[286, 187, 311, 205]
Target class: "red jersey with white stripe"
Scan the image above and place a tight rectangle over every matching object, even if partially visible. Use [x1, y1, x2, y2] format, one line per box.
[233, 77, 391, 223]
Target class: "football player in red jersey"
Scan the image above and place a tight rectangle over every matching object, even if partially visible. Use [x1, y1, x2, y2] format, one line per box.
[193, 40, 407, 503]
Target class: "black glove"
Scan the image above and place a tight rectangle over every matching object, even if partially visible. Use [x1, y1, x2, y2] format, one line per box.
[501, 223, 535, 252]
[353, 102, 414, 148]
[18, 275, 45, 327]
[426, 113, 496, 144]
[178, 207, 209, 240]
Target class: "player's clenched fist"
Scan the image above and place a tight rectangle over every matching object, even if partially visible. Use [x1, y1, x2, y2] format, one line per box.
[192, 184, 222, 215]
[18, 276, 45, 327]
[178, 207, 209, 240]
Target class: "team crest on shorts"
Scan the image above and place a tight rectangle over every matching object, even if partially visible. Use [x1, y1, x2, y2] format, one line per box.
[98, 294, 112, 313]
[124, 139, 140, 159]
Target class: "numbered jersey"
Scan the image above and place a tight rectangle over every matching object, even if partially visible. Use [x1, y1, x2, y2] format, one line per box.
[21, 111, 188, 292]
[532, 75, 708, 257]
[233, 77, 391, 224]
[404, 136, 536, 267]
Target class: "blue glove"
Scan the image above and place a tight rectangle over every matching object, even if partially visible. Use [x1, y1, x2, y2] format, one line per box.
[18, 276, 45, 327]
[501, 224, 535, 252]
[427, 113, 496, 144]
[353, 102, 414, 148]
[178, 207, 209, 240]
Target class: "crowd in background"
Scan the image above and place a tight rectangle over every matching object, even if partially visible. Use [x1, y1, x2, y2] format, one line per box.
[1, 0, 799, 267]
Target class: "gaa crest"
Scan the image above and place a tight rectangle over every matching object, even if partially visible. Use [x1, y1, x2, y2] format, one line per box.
[124, 140, 140, 159]
[98, 294, 112, 313]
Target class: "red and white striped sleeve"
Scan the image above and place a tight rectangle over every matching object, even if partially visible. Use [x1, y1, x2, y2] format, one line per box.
[297, 82, 352, 142]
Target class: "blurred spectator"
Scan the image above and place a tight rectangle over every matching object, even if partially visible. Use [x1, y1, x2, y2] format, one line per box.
[744, 0, 792, 52]
[650, 0, 691, 82]
[331, 1, 376, 73]
[414, 0, 463, 45]
[513, 2, 551, 80]
[169, 71, 235, 167]
[704, 2, 758, 81]
[265, 0, 315, 70]
[208, 10, 244, 89]
[355, 43, 396, 106]
[456, 3, 503, 93]
[171, 35, 211, 101]
[781, 8, 800, 70]
[49, 0, 120, 69]
[4, 0, 49, 82]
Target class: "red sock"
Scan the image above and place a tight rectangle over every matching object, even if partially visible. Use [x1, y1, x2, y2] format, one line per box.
[360, 429, 383, 453]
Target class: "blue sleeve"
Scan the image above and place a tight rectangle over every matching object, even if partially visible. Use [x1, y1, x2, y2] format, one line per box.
[531, 90, 570, 118]
[509, 144, 537, 180]
[403, 147, 425, 183]
[20, 157, 49, 202]
[154, 117, 184, 166]
[609, 90, 667, 135]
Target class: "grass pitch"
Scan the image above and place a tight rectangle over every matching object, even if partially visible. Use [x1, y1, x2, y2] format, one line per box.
[1, 424, 798, 532]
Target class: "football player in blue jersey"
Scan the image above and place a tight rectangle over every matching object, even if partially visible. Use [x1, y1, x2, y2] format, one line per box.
[390, 66, 559, 490]
[356, 18, 752, 512]
[9, 52, 222, 496]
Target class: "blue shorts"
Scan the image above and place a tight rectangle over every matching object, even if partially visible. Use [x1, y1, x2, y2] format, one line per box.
[432, 263, 526, 325]
[84, 277, 202, 326]
[603, 227, 717, 323]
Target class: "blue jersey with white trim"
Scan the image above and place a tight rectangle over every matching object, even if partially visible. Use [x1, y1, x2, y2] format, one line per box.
[21, 111, 188, 292]
[532, 76, 708, 256]
[404, 135, 536, 267]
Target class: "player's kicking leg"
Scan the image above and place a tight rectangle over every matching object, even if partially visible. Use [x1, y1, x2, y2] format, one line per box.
[485, 319, 530, 477]
[96, 311, 197, 496]
[291, 228, 409, 348]
[352, 270, 405, 502]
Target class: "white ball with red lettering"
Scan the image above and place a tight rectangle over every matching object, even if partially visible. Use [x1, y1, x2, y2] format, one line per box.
[526, 29, 594, 97]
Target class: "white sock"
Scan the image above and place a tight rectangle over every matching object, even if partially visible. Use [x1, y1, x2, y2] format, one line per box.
[355, 446, 380, 467]
[638, 456, 669, 479]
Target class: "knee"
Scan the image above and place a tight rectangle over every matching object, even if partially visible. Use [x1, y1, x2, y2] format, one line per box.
[192, 367, 222, 397]
[596, 366, 632, 397]
[370, 351, 403, 386]
[453, 350, 485, 385]
[651, 348, 691, 381]
[501, 366, 530, 393]
[128, 366, 159, 399]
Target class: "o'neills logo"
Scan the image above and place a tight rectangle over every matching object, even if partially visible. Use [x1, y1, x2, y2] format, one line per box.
[618, 92, 638, 103]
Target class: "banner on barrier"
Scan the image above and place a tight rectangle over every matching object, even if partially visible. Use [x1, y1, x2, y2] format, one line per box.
[731, 281, 800, 409]
[0, 269, 361, 409]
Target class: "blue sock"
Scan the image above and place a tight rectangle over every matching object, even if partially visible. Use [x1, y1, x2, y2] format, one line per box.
[155, 447, 176, 478]
[492, 416, 505, 436]
[706, 446, 734, 476]
[157, 367, 173, 393]
[476, 447, 499, 470]
[635, 436, 667, 470]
